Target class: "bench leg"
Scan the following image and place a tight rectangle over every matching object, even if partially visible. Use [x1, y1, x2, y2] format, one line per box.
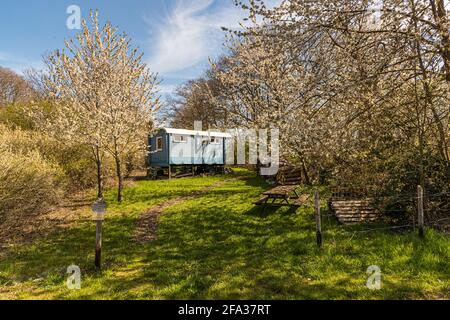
[261, 198, 270, 214]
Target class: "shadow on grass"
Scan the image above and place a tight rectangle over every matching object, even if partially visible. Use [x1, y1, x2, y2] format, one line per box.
[1, 173, 449, 300]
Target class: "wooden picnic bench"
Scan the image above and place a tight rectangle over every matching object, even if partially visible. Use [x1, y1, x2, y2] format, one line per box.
[253, 185, 309, 213]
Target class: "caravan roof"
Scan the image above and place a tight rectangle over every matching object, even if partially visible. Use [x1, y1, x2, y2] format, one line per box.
[162, 128, 232, 138]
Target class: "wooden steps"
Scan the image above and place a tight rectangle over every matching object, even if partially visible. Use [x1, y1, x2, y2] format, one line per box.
[330, 200, 380, 225]
[277, 166, 302, 186]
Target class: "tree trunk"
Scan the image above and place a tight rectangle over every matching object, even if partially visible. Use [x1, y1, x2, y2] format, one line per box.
[94, 146, 104, 199]
[113, 140, 123, 203]
[115, 156, 123, 203]
[256, 159, 262, 177]
[301, 157, 312, 186]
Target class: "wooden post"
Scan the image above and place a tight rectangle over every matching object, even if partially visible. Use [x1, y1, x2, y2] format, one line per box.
[314, 191, 322, 247]
[92, 199, 106, 270]
[168, 165, 172, 180]
[417, 185, 424, 238]
[95, 220, 102, 269]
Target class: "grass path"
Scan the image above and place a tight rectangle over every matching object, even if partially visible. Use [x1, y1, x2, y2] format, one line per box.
[133, 177, 240, 243]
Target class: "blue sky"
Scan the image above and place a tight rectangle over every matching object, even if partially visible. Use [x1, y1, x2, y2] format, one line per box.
[0, 0, 251, 97]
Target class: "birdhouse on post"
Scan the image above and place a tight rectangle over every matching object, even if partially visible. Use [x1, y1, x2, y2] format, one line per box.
[92, 199, 106, 221]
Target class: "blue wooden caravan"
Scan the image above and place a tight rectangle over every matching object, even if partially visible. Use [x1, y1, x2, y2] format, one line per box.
[148, 128, 232, 178]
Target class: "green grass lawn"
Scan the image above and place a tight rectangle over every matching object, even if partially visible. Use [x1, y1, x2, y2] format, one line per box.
[0, 170, 449, 300]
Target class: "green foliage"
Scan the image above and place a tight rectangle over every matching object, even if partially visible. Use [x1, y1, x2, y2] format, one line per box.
[0, 101, 53, 130]
[0, 100, 113, 190]
[46, 143, 98, 190]
[0, 172, 448, 299]
[370, 148, 449, 222]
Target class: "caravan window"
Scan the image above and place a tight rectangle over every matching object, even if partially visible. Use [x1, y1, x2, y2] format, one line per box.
[156, 137, 163, 151]
[210, 137, 221, 144]
[173, 135, 188, 143]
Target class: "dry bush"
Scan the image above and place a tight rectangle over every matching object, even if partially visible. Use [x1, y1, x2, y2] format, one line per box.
[0, 121, 102, 190]
[0, 126, 66, 221]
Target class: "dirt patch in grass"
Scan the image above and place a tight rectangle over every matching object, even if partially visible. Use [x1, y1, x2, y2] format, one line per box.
[133, 178, 238, 243]
[0, 191, 93, 257]
[422, 286, 450, 300]
[0, 172, 149, 255]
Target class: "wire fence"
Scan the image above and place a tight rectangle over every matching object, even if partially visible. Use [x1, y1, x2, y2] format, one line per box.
[311, 187, 449, 245]
[334, 217, 450, 235]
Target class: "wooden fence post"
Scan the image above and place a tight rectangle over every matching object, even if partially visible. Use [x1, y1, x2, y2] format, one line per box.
[95, 220, 102, 269]
[314, 191, 322, 247]
[417, 185, 424, 238]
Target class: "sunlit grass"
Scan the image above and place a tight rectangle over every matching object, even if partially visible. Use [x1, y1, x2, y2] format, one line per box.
[0, 171, 448, 300]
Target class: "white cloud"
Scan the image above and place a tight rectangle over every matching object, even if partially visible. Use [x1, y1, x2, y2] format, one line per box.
[158, 83, 178, 95]
[0, 52, 44, 75]
[145, 0, 247, 75]
[0, 52, 9, 62]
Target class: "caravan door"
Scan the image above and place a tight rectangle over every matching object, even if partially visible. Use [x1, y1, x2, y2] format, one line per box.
[203, 137, 223, 165]
[193, 134, 203, 165]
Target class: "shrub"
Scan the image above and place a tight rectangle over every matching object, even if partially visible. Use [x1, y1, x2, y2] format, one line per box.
[0, 126, 66, 221]
[0, 150, 66, 221]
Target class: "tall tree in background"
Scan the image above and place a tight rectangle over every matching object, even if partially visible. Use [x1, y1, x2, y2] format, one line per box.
[0, 67, 35, 107]
[165, 79, 222, 129]
[164, 58, 231, 130]
[38, 11, 158, 201]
